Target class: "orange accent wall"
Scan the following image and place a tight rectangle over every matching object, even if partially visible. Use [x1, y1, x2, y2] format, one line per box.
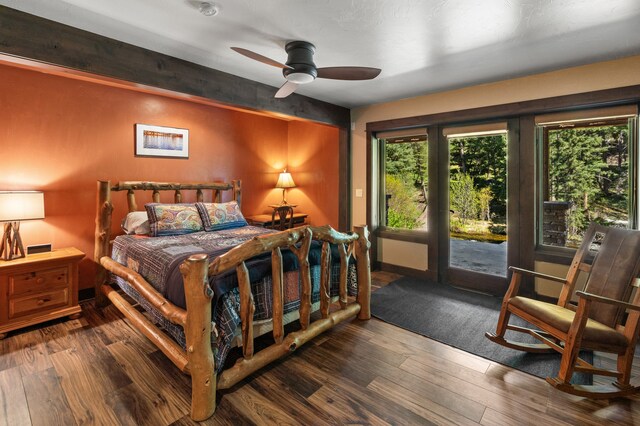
[0, 63, 339, 290]
[286, 121, 340, 229]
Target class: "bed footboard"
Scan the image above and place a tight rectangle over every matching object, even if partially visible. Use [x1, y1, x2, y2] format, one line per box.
[171, 224, 371, 420]
[180, 253, 216, 420]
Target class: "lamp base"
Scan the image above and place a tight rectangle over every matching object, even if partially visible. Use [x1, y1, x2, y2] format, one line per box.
[0, 222, 26, 261]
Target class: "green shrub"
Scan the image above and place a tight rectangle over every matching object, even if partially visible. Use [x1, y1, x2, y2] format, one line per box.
[450, 173, 478, 224]
[385, 174, 424, 230]
[489, 224, 507, 235]
[449, 216, 464, 233]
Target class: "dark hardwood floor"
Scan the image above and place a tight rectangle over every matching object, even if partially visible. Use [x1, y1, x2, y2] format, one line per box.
[1, 270, 639, 425]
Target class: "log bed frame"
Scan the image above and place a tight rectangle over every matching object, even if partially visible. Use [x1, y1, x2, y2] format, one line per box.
[93, 180, 371, 421]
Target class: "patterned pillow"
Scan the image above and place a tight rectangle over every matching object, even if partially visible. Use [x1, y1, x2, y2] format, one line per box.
[195, 201, 248, 231]
[145, 203, 204, 237]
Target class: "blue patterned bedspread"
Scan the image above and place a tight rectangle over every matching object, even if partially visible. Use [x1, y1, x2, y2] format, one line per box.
[110, 226, 357, 372]
[112, 226, 276, 309]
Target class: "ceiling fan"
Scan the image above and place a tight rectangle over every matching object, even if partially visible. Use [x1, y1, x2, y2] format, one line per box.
[231, 41, 381, 98]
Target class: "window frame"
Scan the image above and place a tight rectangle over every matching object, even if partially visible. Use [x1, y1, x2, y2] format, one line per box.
[365, 87, 640, 285]
[534, 111, 639, 261]
[375, 132, 429, 244]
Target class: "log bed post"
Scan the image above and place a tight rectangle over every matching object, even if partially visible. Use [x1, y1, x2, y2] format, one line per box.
[354, 225, 371, 320]
[237, 262, 255, 359]
[181, 253, 216, 421]
[272, 247, 284, 344]
[319, 241, 331, 318]
[94, 180, 113, 308]
[337, 243, 351, 309]
[294, 228, 313, 329]
[232, 180, 241, 207]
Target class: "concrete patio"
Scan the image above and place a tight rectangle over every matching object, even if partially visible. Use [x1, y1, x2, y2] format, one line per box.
[449, 238, 507, 277]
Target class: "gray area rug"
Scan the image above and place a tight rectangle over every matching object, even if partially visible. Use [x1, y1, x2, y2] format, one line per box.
[371, 277, 592, 384]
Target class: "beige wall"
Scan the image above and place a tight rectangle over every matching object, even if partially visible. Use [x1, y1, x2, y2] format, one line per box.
[534, 261, 588, 298]
[352, 54, 640, 272]
[379, 239, 429, 271]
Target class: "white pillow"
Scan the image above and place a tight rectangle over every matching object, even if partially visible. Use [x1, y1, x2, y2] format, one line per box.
[121, 211, 151, 235]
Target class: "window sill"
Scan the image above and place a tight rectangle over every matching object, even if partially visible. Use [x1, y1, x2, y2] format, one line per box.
[534, 245, 576, 265]
[377, 227, 429, 244]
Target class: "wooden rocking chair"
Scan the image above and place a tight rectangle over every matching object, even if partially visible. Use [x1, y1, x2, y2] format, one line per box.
[486, 222, 640, 398]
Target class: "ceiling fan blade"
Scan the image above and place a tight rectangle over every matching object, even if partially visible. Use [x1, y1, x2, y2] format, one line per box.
[275, 81, 299, 98]
[231, 47, 293, 69]
[316, 66, 381, 80]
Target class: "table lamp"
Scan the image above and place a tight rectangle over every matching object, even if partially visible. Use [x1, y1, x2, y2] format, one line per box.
[275, 169, 296, 205]
[0, 191, 45, 260]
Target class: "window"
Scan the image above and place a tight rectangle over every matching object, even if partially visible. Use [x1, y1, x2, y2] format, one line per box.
[536, 106, 638, 249]
[377, 130, 428, 231]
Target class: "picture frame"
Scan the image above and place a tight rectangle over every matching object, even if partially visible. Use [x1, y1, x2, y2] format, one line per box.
[135, 124, 189, 158]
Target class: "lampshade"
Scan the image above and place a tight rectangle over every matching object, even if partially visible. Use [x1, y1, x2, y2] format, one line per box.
[275, 171, 296, 189]
[0, 191, 45, 222]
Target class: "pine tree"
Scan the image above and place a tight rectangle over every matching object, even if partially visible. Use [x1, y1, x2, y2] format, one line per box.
[548, 128, 609, 233]
[384, 140, 428, 229]
[449, 135, 506, 216]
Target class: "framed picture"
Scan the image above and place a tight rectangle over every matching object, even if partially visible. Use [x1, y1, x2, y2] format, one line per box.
[135, 124, 189, 158]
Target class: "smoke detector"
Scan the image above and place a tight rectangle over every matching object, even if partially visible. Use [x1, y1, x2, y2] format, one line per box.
[199, 2, 220, 16]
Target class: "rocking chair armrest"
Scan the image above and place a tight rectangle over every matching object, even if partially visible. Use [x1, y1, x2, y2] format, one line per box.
[508, 266, 566, 284]
[576, 291, 640, 312]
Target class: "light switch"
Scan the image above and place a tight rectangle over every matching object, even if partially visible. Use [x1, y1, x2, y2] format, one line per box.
[355, 188, 363, 198]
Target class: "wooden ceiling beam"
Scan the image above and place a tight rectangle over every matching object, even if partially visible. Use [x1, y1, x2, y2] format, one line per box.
[0, 6, 350, 128]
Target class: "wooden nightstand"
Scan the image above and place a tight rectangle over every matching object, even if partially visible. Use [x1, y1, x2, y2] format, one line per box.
[0, 247, 84, 339]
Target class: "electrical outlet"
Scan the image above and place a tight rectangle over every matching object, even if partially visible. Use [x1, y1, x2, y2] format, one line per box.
[355, 189, 363, 198]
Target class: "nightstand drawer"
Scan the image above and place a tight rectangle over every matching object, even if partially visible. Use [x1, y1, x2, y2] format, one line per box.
[9, 288, 69, 319]
[9, 266, 69, 296]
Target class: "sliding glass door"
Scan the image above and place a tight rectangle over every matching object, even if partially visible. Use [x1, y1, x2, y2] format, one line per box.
[439, 122, 512, 294]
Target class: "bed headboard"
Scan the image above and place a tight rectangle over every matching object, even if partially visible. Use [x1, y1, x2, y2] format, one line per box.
[108, 180, 242, 212]
[94, 179, 241, 305]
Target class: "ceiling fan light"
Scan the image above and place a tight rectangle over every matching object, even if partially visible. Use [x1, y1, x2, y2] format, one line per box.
[286, 72, 315, 85]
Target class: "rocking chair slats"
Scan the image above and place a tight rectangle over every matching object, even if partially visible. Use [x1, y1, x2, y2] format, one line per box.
[486, 222, 640, 399]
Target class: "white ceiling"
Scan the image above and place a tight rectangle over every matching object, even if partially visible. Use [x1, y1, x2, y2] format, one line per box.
[3, 0, 640, 108]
